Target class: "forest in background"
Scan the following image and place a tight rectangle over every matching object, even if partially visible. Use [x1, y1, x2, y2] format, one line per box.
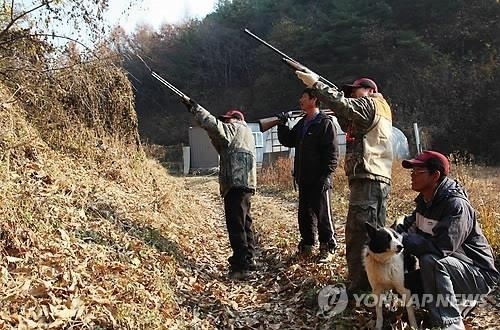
[116, 0, 500, 164]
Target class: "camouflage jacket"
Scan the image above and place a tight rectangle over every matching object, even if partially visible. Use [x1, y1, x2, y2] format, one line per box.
[314, 82, 393, 184]
[191, 105, 257, 197]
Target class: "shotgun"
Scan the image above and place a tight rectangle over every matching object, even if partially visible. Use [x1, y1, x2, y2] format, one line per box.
[259, 109, 335, 133]
[151, 71, 192, 102]
[244, 28, 336, 88]
[137, 54, 193, 103]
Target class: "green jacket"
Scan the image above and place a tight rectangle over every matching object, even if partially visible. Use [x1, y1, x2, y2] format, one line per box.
[314, 82, 393, 184]
[192, 105, 257, 197]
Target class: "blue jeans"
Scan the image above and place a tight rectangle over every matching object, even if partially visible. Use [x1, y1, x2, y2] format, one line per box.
[417, 254, 492, 327]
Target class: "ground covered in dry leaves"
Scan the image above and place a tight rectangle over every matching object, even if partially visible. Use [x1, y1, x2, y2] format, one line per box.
[175, 176, 500, 329]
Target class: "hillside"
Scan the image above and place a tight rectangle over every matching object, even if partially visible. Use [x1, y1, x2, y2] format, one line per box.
[2, 81, 500, 329]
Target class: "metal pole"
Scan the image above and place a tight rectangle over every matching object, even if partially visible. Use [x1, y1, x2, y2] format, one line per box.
[413, 122, 422, 154]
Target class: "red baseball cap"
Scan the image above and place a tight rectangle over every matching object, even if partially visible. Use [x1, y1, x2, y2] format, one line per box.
[218, 109, 245, 121]
[342, 78, 379, 94]
[402, 150, 450, 176]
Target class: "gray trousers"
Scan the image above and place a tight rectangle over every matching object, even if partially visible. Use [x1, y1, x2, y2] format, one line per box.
[345, 179, 390, 290]
[410, 254, 492, 327]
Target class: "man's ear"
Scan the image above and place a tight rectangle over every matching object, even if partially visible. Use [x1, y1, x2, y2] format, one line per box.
[431, 170, 441, 181]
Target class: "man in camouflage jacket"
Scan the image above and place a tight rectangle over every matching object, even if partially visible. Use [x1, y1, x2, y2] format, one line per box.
[290, 67, 393, 293]
[184, 100, 257, 280]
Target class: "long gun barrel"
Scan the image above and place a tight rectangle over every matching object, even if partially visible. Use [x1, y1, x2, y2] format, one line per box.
[244, 28, 336, 88]
[151, 71, 191, 101]
[137, 54, 192, 102]
[258, 109, 334, 133]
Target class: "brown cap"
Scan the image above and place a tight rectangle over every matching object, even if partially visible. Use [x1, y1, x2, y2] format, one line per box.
[402, 150, 450, 176]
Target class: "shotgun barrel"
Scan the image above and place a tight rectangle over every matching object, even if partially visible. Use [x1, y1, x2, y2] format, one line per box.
[137, 54, 192, 102]
[258, 109, 334, 133]
[244, 28, 336, 88]
[151, 71, 190, 101]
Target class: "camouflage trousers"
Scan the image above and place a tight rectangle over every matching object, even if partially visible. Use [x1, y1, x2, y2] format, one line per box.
[345, 179, 390, 291]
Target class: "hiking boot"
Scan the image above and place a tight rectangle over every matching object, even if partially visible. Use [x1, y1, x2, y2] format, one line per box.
[459, 299, 478, 318]
[297, 240, 313, 256]
[318, 240, 336, 263]
[247, 258, 259, 271]
[441, 319, 465, 330]
[228, 268, 249, 280]
[318, 249, 335, 263]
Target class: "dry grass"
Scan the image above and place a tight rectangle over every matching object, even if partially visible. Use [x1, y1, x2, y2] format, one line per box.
[258, 155, 500, 255]
[1, 102, 176, 327]
[0, 62, 203, 327]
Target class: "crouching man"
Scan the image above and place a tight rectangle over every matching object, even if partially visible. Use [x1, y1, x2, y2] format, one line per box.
[396, 150, 498, 329]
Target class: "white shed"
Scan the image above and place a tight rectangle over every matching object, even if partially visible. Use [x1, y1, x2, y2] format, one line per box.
[187, 124, 264, 172]
[187, 116, 409, 172]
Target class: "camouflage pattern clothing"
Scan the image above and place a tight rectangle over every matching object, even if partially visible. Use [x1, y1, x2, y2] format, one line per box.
[191, 105, 257, 197]
[314, 81, 393, 291]
[190, 104, 257, 272]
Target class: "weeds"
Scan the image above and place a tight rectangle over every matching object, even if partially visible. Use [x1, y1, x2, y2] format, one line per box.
[259, 155, 500, 255]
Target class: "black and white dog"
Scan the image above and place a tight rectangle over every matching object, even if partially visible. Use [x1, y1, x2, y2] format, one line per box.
[363, 223, 418, 329]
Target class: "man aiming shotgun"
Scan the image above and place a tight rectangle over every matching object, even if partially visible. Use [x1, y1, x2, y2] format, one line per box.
[145, 63, 259, 281]
[245, 30, 394, 293]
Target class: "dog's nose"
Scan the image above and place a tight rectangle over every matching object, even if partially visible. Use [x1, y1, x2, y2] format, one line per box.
[396, 245, 403, 253]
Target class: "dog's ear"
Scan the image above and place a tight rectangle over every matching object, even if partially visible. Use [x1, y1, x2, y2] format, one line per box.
[365, 222, 377, 238]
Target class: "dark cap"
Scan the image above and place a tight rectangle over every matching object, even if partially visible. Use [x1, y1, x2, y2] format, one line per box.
[218, 109, 245, 121]
[402, 150, 450, 176]
[342, 78, 378, 95]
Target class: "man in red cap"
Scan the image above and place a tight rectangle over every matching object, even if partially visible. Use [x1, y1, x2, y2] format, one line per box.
[182, 99, 257, 280]
[397, 150, 498, 329]
[289, 66, 393, 294]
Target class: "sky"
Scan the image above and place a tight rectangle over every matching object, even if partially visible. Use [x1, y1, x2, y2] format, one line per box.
[107, 0, 218, 33]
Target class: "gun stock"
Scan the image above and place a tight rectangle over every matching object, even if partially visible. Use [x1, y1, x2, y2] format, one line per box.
[259, 116, 282, 133]
[258, 109, 335, 133]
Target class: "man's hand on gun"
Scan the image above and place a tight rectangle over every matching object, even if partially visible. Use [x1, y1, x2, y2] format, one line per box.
[320, 176, 331, 192]
[181, 97, 197, 114]
[275, 111, 290, 125]
[283, 59, 319, 87]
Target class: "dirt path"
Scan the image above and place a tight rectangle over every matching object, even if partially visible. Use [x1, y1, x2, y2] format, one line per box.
[174, 176, 499, 329]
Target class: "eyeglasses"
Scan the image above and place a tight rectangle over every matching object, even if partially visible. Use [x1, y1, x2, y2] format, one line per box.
[410, 169, 430, 175]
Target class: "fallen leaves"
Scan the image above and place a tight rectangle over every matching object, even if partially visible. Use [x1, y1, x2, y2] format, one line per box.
[1, 123, 498, 329]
